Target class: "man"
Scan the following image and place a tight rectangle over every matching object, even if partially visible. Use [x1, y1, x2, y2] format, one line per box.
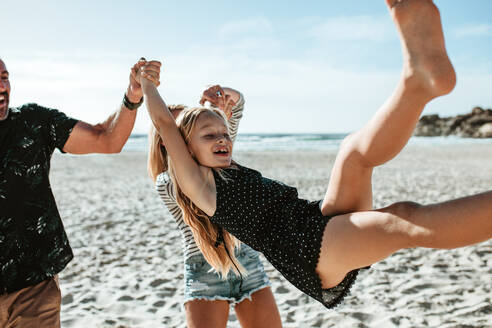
[0, 57, 160, 327]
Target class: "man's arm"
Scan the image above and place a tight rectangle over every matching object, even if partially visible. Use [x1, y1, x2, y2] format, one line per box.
[62, 60, 160, 154]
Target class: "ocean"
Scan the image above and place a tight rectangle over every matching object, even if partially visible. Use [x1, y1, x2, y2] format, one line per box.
[123, 133, 492, 152]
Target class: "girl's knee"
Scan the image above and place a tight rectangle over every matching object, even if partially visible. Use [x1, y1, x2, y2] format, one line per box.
[383, 201, 421, 219]
[379, 201, 427, 247]
[337, 133, 370, 168]
[338, 132, 381, 168]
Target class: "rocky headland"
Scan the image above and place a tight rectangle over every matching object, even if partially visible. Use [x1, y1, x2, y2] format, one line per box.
[414, 106, 492, 138]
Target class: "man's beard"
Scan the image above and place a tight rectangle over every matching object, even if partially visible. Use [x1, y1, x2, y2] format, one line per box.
[0, 91, 9, 121]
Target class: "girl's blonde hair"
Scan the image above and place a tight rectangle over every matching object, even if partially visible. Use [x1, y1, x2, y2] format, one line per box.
[148, 106, 246, 278]
[148, 104, 187, 180]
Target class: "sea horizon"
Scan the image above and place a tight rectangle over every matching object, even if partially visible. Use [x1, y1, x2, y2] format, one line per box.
[123, 133, 492, 152]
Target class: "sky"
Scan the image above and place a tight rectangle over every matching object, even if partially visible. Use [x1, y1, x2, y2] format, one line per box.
[2, 0, 492, 134]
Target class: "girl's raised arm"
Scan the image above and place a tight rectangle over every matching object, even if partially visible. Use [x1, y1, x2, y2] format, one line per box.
[141, 68, 216, 215]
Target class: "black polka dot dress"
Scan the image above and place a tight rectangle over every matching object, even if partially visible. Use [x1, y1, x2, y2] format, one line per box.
[211, 164, 362, 309]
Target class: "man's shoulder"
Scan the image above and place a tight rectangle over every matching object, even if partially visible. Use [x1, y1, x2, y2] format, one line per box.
[16, 103, 42, 110]
[15, 103, 73, 125]
[14, 103, 53, 117]
[5, 104, 36, 122]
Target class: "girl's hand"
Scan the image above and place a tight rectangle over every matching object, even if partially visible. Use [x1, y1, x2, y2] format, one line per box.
[138, 59, 162, 87]
[200, 85, 236, 119]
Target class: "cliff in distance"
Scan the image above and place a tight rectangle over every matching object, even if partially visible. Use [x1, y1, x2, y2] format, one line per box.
[414, 106, 492, 138]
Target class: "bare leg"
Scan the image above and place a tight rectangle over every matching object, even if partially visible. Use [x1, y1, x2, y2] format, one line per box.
[234, 287, 282, 328]
[321, 0, 456, 216]
[184, 300, 229, 328]
[317, 191, 492, 288]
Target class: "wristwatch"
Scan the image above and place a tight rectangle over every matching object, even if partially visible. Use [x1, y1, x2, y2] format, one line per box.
[123, 93, 143, 110]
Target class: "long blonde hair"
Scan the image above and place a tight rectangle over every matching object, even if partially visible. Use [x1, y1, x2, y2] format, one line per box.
[148, 106, 246, 278]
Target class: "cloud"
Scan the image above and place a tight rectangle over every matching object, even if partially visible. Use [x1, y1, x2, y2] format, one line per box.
[308, 15, 393, 42]
[6, 54, 131, 124]
[453, 24, 492, 38]
[5, 50, 402, 134]
[150, 51, 401, 133]
[219, 17, 274, 39]
[6, 27, 492, 135]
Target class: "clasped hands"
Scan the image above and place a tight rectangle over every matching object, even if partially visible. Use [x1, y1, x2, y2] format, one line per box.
[131, 58, 236, 117]
[132, 58, 162, 87]
[126, 58, 161, 102]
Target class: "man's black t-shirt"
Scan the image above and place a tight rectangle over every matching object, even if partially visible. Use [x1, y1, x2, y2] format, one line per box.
[0, 104, 78, 293]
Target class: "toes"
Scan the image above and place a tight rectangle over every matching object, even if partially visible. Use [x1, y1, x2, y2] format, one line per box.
[386, 0, 407, 8]
[386, 0, 398, 8]
[387, 0, 437, 10]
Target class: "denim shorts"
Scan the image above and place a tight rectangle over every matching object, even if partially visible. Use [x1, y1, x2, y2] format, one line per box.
[184, 244, 271, 305]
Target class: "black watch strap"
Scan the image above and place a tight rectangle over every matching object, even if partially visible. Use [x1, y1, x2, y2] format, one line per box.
[123, 94, 143, 110]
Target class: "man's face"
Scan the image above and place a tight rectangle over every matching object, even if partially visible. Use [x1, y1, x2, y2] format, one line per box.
[0, 60, 11, 121]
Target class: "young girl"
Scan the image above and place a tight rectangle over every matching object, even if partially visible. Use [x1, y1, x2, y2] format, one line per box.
[141, 0, 492, 309]
[148, 85, 282, 328]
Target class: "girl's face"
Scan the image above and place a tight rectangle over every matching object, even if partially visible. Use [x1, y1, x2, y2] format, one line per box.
[188, 111, 232, 168]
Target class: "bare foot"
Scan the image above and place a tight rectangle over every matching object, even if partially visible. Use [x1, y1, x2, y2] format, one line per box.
[386, 0, 456, 98]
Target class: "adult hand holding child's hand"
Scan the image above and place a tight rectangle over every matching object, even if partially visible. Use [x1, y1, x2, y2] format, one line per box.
[137, 59, 162, 87]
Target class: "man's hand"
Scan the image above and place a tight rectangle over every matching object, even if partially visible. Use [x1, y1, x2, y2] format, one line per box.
[127, 59, 146, 103]
[199, 85, 236, 119]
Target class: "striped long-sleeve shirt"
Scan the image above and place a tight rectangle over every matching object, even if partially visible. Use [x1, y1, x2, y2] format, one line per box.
[155, 93, 244, 260]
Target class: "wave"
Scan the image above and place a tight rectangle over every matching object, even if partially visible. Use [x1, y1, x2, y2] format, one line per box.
[125, 133, 492, 152]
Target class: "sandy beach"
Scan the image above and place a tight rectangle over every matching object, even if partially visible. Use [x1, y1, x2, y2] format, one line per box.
[50, 143, 492, 328]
